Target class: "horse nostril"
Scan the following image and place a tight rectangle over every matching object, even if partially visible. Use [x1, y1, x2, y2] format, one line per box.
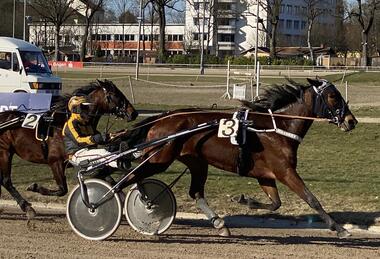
[348, 119, 356, 128]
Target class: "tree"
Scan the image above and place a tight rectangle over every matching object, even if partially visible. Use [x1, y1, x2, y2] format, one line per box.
[186, 0, 217, 73]
[30, 0, 79, 61]
[80, 0, 106, 61]
[113, 0, 136, 56]
[119, 10, 138, 23]
[258, 0, 282, 60]
[349, 0, 380, 66]
[303, 0, 328, 64]
[151, 0, 182, 62]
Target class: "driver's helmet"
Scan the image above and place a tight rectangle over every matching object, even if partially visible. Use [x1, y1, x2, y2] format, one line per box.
[68, 96, 92, 114]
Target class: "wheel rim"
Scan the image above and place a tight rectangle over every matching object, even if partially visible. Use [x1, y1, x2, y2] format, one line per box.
[66, 179, 122, 241]
[125, 179, 176, 235]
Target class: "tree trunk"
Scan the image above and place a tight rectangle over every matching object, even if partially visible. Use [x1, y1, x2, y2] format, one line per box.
[211, 0, 219, 56]
[54, 25, 60, 61]
[158, 5, 166, 62]
[361, 31, 369, 66]
[270, 24, 277, 60]
[307, 21, 314, 64]
[80, 20, 90, 61]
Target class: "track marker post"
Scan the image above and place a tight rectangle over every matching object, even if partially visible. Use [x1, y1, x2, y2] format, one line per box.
[221, 60, 231, 99]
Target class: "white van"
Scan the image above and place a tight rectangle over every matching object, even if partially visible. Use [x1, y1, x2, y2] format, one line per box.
[0, 37, 61, 96]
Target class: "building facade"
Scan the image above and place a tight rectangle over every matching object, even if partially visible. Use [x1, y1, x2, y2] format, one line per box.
[28, 0, 338, 60]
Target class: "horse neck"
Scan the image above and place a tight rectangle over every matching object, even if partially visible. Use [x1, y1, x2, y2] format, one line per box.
[276, 88, 315, 139]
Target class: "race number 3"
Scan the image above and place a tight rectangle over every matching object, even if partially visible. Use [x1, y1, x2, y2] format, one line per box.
[218, 119, 239, 138]
[22, 114, 40, 129]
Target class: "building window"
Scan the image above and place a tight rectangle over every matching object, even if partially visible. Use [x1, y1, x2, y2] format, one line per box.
[219, 33, 234, 42]
[193, 33, 207, 41]
[219, 3, 231, 10]
[125, 34, 135, 41]
[294, 6, 300, 15]
[279, 19, 284, 29]
[167, 35, 181, 42]
[287, 5, 292, 14]
[301, 21, 307, 30]
[194, 2, 199, 10]
[280, 4, 285, 13]
[286, 20, 292, 29]
[294, 20, 299, 30]
[139, 35, 149, 41]
[302, 7, 307, 15]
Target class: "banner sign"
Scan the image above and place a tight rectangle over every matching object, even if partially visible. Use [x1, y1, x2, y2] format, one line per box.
[0, 93, 52, 113]
[48, 61, 84, 69]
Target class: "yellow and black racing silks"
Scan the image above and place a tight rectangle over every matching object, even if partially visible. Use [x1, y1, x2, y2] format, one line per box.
[62, 113, 107, 154]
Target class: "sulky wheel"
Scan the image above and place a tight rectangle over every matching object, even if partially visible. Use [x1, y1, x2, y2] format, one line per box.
[66, 179, 122, 241]
[125, 178, 177, 236]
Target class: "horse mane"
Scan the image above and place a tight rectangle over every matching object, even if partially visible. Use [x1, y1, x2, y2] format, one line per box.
[242, 79, 309, 112]
[51, 81, 105, 112]
[72, 82, 100, 96]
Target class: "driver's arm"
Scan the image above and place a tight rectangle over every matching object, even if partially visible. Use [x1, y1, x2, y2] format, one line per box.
[65, 116, 107, 145]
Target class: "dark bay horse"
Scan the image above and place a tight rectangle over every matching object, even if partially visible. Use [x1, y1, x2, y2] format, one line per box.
[0, 80, 137, 218]
[120, 78, 357, 238]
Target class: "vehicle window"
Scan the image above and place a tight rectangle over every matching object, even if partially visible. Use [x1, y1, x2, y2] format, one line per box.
[20, 51, 51, 74]
[12, 53, 19, 71]
[0, 52, 12, 70]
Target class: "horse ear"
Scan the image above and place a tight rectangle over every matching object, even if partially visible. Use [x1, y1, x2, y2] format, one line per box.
[97, 79, 105, 86]
[307, 78, 322, 87]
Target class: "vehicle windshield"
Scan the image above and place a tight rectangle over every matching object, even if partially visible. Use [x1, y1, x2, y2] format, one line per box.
[20, 51, 51, 74]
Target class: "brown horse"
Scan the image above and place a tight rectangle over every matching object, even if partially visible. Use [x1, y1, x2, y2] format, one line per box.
[119, 78, 357, 238]
[0, 80, 137, 218]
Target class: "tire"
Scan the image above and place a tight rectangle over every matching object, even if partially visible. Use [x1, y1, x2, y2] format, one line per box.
[125, 178, 177, 235]
[66, 179, 122, 241]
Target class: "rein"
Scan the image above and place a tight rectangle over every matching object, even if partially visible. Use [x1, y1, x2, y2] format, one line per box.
[112, 109, 330, 142]
[131, 110, 329, 131]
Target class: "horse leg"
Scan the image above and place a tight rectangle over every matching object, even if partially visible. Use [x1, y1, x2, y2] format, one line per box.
[234, 178, 282, 211]
[0, 150, 36, 219]
[27, 160, 68, 196]
[278, 169, 350, 238]
[179, 156, 230, 237]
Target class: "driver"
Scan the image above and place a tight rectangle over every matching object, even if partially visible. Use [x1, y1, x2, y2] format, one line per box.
[62, 96, 121, 169]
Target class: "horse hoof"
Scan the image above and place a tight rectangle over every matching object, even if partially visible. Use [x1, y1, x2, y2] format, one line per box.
[231, 194, 245, 203]
[337, 229, 351, 239]
[26, 183, 38, 192]
[218, 227, 231, 237]
[26, 206, 36, 220]
[212, 217, 225, 229]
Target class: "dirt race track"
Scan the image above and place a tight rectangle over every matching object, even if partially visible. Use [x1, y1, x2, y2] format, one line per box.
[0, 211, 379, 259]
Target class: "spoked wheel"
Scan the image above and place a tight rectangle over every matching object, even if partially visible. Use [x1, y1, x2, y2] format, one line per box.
[125, 178, 177, 235]
[66, 179, 122, 241]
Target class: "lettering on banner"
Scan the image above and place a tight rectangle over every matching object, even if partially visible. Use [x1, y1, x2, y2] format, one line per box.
[0, 105, 18, 112]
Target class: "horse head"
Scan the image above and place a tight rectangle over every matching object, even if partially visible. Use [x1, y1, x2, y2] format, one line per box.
[307, 78, 358, 132]
[91, 79, 138, 121]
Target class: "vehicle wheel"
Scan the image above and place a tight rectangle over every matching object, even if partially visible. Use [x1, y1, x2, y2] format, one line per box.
[125, 178, 176, 235]
[66, 179, 122, 241]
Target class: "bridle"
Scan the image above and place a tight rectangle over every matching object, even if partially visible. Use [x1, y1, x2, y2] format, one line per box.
[311, 80, 347, 126]
[101, 87, 133, 121]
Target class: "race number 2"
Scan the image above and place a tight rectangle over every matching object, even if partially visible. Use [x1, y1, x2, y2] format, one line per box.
[22, 114, 40, 129]
[217, 118, 239, 138]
